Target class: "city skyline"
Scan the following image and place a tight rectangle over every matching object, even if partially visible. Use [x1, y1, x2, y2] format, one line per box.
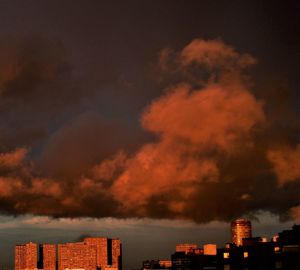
[12, 220, 300, 270]
[0, 1, 299, 270]
[0, 214, 296, 269]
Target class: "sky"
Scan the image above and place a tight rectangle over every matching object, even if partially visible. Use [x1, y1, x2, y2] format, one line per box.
[0, 1, 299, 269]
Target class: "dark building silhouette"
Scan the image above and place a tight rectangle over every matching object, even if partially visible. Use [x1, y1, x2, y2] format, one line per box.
[278, 225, 300, 245]
[171, 251, 193, 270]
[276, 225, 300, 270]
[171, 245, 217, 270]
[218, 239, 279, 270]
[143, 260, 171, 270]
[217, 224, 300, 270]
[155, 224, 300, 270]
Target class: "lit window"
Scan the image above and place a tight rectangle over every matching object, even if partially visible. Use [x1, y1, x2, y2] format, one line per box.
[274, 246, 280, 253]
[223, 252, 230, 259]
[243, 252, 248, 258]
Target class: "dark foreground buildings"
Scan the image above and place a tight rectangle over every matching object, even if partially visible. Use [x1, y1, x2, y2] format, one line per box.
[143, 223, 300, 270]
[217, 224, 300, 270]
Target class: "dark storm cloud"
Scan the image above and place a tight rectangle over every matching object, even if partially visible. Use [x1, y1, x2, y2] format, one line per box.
[0, 36, 299, 222]
[0, 36, 81, 149]
[0, 35, 144, 171]
[0, 36, 142, 217]
[39, 111, 133, 179]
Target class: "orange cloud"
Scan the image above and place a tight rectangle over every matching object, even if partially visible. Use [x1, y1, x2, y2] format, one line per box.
[0, 148, 28, 168]
[112, 140, 219, 215]
[111, 81, 264, 215]
[142, 83, 264, 152]
[92, 151, 127, 181]
[267, 145, 300, 185]
[30, 178, 62, 197]
[0, 177, 23, 197]
[110, 39, 265, 216]
[289, 205, 300, 220]
[180, 39, 256, 69]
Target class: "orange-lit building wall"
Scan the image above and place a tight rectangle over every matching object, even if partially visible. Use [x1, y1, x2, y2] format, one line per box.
[15, 245, 25, 270]
[203, 244, 217, 255]
[112, 238, 121, 269]
[83, 237, 122, 270]
[15, 242, 37, 270]
[84, 237, 108, 269]
[58, 242, 97, 270]
[40, 244, 56, 270]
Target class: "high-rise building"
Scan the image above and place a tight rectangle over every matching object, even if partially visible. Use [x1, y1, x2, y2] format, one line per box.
[15, 242, 37, 270]
[58, 242, 97, 270]
[14, 237, 122, 270]
[231, 219, 252, 246]
[111, 238, 121, 270]
[83, 237, 122, 270]
[84, 237, 108, 269]
[39, 244, 56, 270]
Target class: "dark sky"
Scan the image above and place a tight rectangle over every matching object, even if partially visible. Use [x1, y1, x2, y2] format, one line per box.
[0, 1, 299, 269]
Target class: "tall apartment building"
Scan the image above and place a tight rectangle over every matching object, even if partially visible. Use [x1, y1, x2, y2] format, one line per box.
[231, 218, 252, 246]
[39, 244, 56, 270]
[58, 242, 97, 270]
[14, 237, 122, 270]
[83, 237, 122, 270]
[111, 238, 121, 270]
[15, 242, 37, 270]
[84, 237, 108, 269]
